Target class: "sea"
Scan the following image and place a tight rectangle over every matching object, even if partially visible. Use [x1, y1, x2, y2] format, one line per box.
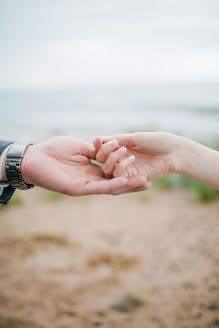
[0, 82, 219, 143]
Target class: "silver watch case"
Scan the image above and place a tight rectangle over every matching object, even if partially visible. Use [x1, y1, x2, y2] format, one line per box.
[5, 143, 34, 190]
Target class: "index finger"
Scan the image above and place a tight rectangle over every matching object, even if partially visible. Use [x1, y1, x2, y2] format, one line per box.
[96, 140, 119, 163]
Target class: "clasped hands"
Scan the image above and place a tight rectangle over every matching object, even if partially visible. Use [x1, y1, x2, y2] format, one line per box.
[21, 132, 183, 196]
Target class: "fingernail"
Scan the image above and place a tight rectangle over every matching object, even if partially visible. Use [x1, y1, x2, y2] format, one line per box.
[118, 146, 126, 154]
[127, 155, 135, 161]
[109, 140, 118, 148]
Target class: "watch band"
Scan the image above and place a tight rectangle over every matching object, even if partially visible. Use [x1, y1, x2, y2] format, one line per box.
[5, 143, 34, 190]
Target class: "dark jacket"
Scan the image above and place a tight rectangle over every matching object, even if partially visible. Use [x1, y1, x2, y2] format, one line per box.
[0, 141, 15, 204]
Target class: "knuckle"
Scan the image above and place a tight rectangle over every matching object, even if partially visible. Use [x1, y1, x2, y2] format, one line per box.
[101, 144, 109, 154]
[96, 152, 103, 163]
[120, 161, 126, 169]
[111, 151, 119, 161]
[113, 169, 120, 178]
[103, 166, 111, 175]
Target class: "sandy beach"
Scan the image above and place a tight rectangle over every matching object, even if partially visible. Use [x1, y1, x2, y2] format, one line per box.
[0, 189, 218, 328]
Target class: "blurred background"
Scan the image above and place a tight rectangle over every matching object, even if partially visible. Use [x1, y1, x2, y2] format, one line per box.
[0, 1, 219, 327]
[1, 0, 219, 142]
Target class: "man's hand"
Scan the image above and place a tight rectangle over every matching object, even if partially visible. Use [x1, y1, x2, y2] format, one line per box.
[93, 132, 182, 181]
[21, 137, 150, 196]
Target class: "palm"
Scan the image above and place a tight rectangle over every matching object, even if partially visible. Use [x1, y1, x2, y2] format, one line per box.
[41, 138, 106, 195]
[23, 137, 112, 195]
[119, 148, 172, 180]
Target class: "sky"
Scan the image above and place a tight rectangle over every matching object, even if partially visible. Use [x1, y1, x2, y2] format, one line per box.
[0, 0, 219, 90]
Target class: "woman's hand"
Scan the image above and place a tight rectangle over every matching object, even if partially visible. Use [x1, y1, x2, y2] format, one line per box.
[93, 132, 183, 180]
[20, 136, 150, 196]
[94, 132, 219, 190]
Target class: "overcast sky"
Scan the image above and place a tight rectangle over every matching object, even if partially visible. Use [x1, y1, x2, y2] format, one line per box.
[0, 0, 219, 90]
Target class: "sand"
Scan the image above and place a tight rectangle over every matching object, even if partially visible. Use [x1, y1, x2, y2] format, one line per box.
[0, 189, 218, 328]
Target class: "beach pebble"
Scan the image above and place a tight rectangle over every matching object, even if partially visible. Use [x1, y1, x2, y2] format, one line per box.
[92, 321, 103, 327]
[110, 295, 144, 313]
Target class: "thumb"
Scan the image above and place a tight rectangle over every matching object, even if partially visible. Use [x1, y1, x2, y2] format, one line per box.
[81, 142, 97, 159]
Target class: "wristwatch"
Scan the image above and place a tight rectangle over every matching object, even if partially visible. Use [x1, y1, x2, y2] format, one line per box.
[5, 143, 34, 190]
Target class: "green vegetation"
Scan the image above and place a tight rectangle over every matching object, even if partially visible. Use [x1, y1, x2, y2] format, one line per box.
[42, 190, 64, 202]
[214, 143, 219, 152]
[138, 190, 149, 202]
[189, 179, 219, 203]
[0, 190, 22, 209]
[8, 190, 22, 206]
[90, 159, 103, 167]
[153, 176, 173, 191]
[152, 174, 219, 203]
[151, 174, 219, 204]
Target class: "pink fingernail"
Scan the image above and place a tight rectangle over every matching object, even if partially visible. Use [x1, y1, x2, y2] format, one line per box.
[109, 140, 118, 147]
[118, 147, 126, 154]
[127, 155, 135, 161]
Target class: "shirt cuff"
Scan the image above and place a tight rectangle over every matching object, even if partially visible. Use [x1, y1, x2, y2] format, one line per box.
[0, 144, 13, 181]
[0, 183, 10, 195]
[0, 185, 15, 205]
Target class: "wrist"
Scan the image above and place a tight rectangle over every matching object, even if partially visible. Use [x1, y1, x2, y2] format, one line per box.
[177, 136, 208, 176]
[164, 134, 186, 174]
[20, 144, 35, 185]
[173, 136, 187, 174]
[173, 136, 196, 175]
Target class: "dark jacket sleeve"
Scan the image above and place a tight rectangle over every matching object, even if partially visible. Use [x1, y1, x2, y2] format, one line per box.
[0, 141, 15, 205]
